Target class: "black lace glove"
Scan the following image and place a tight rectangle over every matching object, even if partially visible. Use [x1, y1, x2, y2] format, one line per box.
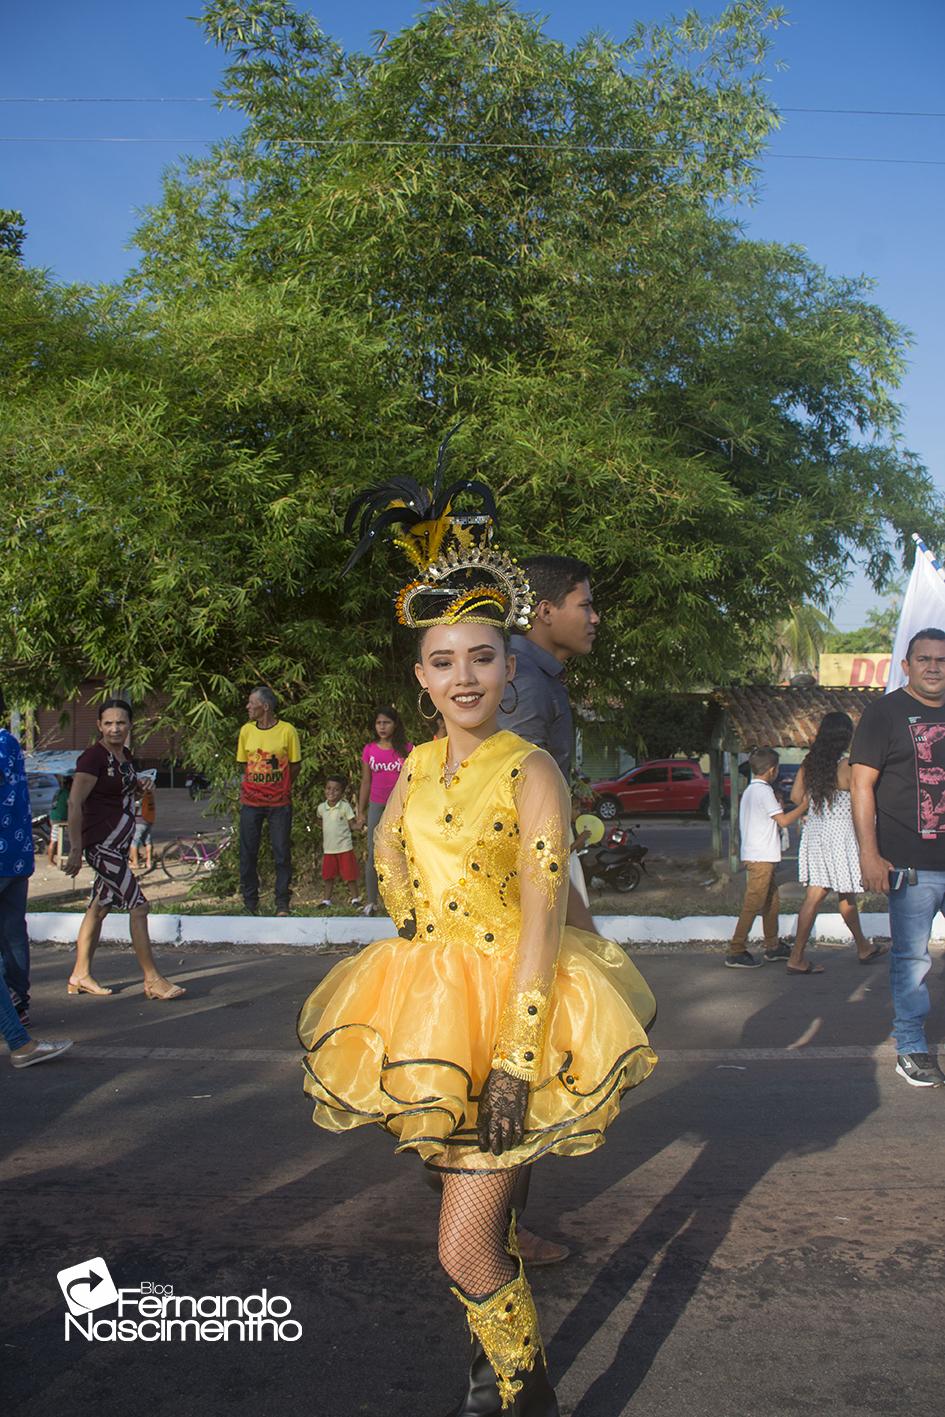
[477, 1068, 529, 1155]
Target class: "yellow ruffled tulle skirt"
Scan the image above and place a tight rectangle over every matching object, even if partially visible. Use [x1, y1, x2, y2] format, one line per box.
[298, 928, 657, 1172]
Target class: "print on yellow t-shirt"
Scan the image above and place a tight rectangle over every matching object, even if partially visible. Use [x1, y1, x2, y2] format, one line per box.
[236, 721, 301, 807]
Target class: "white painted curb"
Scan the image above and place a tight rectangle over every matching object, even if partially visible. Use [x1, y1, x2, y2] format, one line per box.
[28, 911, 181, 945]
[26, 909, 913, 947]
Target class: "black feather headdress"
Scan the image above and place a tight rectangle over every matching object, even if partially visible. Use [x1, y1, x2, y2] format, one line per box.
[342, 426, 532, 631]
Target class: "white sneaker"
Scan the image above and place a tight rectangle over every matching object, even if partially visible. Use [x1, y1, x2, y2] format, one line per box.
[11, 1039, 74, 1069]
[362, 903, 377, 917]
[319, 899, 332, 908]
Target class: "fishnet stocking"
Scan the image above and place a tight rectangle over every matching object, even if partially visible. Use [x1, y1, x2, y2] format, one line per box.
[438, 1168, 519, 1299]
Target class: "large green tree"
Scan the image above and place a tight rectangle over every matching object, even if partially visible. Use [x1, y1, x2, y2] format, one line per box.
[2, 0, 940, 794]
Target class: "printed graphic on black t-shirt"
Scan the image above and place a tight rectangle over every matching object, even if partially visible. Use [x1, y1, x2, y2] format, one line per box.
[850, 689, 945, 870]
[910, 718, 945, 837]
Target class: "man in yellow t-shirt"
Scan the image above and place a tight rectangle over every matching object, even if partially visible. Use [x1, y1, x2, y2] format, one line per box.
[236, 686, 302, 916]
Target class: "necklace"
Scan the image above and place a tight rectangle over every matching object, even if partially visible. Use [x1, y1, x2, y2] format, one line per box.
[443, 757, 462, 787]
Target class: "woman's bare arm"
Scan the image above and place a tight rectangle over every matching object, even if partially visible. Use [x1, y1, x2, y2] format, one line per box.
[64, 772, 97, 877]
[356, 759, 371, 827]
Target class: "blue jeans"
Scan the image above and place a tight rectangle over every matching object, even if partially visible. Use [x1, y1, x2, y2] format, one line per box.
[239, 805, 292, 911]
[0, 875, 30, 1011]
[887, 869, 945, 1054]
[0, 972, 29, 1050]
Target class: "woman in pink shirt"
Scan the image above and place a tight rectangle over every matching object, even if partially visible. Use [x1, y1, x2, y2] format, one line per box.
[357, 706, 413, 916]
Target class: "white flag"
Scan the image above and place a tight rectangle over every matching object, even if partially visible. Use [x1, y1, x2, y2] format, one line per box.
[886, 543, 945, 693]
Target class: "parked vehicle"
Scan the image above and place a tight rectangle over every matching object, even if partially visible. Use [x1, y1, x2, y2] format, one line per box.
[577, 821, 648, 893]
[186, 771, 211, 801]
[26, 771, 60, 815]
[591, 759, 730, 821]
[776, 762, 802, 804]
[32, 813, 51, 853]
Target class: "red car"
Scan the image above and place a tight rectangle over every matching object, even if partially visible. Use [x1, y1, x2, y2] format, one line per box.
[591, 759, 730, 820]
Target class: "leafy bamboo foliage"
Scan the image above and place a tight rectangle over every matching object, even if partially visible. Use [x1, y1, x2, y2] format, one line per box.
[2, 0, 940, 808]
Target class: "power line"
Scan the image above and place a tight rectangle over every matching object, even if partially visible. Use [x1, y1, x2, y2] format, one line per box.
[0, 96, 217, 103]
[783, 107, 945, 118]
[0, 134, 941, 165]
[0, 97, 944, 119]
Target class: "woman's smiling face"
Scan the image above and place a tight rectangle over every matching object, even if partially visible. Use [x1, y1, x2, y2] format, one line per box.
[415, 622, 513, 731]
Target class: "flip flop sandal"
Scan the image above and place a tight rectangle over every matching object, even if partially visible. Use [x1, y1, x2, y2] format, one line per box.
[859, 946, 888, 964]
[786, 962, 825, 975]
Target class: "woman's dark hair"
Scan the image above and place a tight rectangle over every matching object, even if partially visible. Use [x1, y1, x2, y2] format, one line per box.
[97, 698, 133, 721]
[416, 621, 509, 656]
[373, 704, 409, 757]
[803, 712, 854, 810]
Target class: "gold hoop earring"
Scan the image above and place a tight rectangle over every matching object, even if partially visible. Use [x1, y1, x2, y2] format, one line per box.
[417, 688, 439, 722]
[499, 681, 520, 715]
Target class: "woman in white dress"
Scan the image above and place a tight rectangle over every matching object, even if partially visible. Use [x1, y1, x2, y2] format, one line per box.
[787, 712, 887, 975]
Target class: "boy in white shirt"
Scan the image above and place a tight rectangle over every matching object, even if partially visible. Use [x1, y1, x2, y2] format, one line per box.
[726, 747, 808, 968]
[317, 774, 361, 909]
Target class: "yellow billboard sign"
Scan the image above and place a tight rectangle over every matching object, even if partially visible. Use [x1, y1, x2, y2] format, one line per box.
[818, 653, 891, 689]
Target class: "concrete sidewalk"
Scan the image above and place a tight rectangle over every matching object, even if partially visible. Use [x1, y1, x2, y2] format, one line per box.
[3, 943, 945, 1416]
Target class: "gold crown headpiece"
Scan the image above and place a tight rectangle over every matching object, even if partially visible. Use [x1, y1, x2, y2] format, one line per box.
[343, 427, 533, 631]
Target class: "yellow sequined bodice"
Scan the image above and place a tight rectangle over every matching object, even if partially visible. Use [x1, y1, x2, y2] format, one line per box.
[376, 731, 565, 959]
[375, 730, 571, 1080]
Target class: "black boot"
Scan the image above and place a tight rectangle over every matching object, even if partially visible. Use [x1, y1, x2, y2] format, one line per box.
[444, 1344, 558, 1416]
[512, 1353, 558, 1416]
[444, 1340, 501, 1415]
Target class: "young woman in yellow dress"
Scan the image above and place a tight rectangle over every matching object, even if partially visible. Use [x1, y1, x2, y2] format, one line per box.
[297, 445, 657, 1414]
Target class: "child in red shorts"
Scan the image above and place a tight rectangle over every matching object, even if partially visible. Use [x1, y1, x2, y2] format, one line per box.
[317, 774, 361, 909]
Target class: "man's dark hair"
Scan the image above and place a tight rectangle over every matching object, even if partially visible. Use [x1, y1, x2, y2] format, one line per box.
[906, 627, 945, 660]
[325, 772, 348, 789]
[521, 555, 592, 609]
[250, 685, 278, 713]
[748, 746, 779, 776]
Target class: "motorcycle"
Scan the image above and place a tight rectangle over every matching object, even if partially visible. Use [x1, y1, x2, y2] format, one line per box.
[186, 771, 211, 801]
[32, 813, 51, 853]
[577, 819, 648, 893]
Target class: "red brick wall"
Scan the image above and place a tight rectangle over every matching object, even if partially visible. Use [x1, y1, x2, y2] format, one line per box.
[35, 682, 180, 766]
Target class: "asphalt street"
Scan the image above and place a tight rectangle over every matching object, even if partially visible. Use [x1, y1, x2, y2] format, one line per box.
[3, 940, 944, 1417]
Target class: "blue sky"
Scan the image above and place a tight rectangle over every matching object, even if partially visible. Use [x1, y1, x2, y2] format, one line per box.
[3, 0, 942, 629]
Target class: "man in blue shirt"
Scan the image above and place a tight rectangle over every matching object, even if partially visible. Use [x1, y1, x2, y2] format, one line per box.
[507, 555, 598, 780]
[503, 555, 601, 1265]
[0, 689, 34, 1023]
[508, 554, 601, 932]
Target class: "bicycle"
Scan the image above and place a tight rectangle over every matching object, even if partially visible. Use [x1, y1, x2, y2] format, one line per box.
[160, 828, 233, 882]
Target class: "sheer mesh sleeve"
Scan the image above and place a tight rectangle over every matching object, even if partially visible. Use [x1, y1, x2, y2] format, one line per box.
[373, 762, 413, 931]
[491, 750, 570, 1082]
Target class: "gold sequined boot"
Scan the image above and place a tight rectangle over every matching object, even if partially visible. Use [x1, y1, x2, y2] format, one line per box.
[449, 1261, 558, 1414]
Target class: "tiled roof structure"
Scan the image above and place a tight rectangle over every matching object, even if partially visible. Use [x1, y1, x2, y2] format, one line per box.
[711, 685, 883, 751]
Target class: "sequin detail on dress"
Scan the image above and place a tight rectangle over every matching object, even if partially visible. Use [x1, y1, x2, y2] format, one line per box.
[492, 977, 550, 1082]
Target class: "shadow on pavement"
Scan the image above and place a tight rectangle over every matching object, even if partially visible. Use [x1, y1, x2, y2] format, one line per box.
[547, 975, 888, 1416]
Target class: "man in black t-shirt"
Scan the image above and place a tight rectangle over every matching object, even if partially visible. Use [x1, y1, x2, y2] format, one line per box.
[851, 627, 945, 1087]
